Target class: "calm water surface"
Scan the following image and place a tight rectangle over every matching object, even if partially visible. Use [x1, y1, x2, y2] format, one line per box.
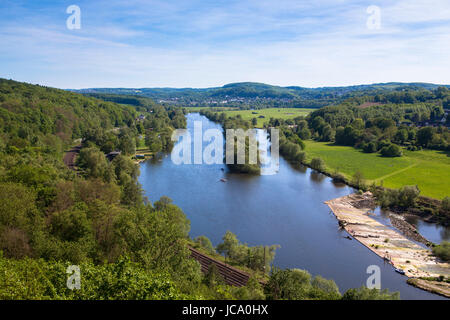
[139, 113, 448, 300]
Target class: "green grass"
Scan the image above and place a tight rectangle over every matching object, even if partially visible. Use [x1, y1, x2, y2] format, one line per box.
[223, 108, 314, 127]
[184, 107, 314, 127]
[303, 140, 450, 200]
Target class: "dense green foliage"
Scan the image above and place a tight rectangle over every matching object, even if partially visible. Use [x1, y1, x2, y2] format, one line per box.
[0, 80, 218, 299]
[374, 185, 421, 209]
[432, 242, 450, 262]
[341, 286, 400, 300]
[0, 254, 191, 299]
[265, 268, 341, 300]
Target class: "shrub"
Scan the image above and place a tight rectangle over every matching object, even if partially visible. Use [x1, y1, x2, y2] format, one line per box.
[363, 141, 377, 153]
[310, 158, 325, 171]
[194, 235, 216, 254]
[432, 242, 450, 262]
[342, 286, 400, 300]
[396, 185, 420, 207]
[380, 144, 403, 157]
[352, 171, 366, 190]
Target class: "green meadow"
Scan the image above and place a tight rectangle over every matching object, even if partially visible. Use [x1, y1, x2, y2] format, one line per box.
[223, 108, 314, 127]
[184, 107, 314, 127]
[303, 140, 450, 200]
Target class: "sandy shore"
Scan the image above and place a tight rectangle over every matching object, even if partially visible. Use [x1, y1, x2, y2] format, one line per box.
[325, 192, 450, 297]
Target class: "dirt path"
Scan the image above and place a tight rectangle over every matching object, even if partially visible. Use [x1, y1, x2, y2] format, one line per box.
[374, 162, 419, 183]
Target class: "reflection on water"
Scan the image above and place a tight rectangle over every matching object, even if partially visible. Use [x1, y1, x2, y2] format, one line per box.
[310, 171, 327, 183]
[405, 216, 450, 244]
[139, 113, 447, 300]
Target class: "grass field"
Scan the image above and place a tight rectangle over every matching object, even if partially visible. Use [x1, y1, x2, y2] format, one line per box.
[303, 140, 450, 200]
[223, 108, 314, 127]
[184, 107, 314, 127]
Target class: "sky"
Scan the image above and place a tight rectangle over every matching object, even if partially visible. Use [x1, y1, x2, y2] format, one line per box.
[0, 0, 449, 89]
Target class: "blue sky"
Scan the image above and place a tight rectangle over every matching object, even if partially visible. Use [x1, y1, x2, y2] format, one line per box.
[0, 0, 449, 88]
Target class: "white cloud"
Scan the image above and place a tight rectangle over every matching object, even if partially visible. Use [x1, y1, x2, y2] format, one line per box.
[0, 0, 449, 88]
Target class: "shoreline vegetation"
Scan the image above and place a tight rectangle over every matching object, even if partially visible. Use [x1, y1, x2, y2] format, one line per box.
[325, 192, 450, 298]
[198, 109, 450, 226]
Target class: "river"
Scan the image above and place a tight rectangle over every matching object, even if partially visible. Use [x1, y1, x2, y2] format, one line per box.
[139, 113, 448, 300]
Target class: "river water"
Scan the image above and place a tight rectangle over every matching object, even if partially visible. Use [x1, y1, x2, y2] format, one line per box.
[139, 113, 448, 300]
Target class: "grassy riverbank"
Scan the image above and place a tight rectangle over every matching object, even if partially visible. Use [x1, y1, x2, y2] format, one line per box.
[303, 140, 450, 200]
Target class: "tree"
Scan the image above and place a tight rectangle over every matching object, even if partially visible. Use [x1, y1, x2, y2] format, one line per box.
[397, 185, 420, 207]
[380, 144, 402, 157]
[265, 268, 312, 300]
[216, 231, 278, 271]
[77, 147, 115, 181]
[352, 171, 366, 189]
[342, 286, 400, 300]
[118, 133, 136, 155]
[204, 263, 224, 287]
[297, 127, 311, 140]
[145, 131, 162, 153]
[310, 158, 325, 171]
[363, 141, 377, 153]
[321, 124, 335, 142]
[432, 241, 450, 262]
[265, 268, 341, 300]
[194, 235, 215, 254]
[216, 231, 241, 261]
[394, 128, 408, 144]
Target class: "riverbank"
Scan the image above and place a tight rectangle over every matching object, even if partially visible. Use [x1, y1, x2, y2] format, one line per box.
[325, 192, 450, 297]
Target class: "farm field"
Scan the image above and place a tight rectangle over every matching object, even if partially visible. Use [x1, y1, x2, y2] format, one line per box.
[303, 140, 450, 200]
[184, 107, 314, 127]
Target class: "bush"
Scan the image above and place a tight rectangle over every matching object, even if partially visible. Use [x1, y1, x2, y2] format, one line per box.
[397, 185, 420, 207]
[0, 255, 190, 300]
[375, 185, 420, 208]
[194, 235, 216, 254]
[380, 144, 403, 157]
[310, 158, 325, 171]
[342, 286, 400, 300]
[363, 141, 377, 153]
[432, 242, 450, 262]
[265, 268, 341, 300]
[352, 171, 366, 190]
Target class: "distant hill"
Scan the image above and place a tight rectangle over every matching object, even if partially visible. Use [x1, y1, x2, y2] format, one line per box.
[72, 82, 450, 109]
